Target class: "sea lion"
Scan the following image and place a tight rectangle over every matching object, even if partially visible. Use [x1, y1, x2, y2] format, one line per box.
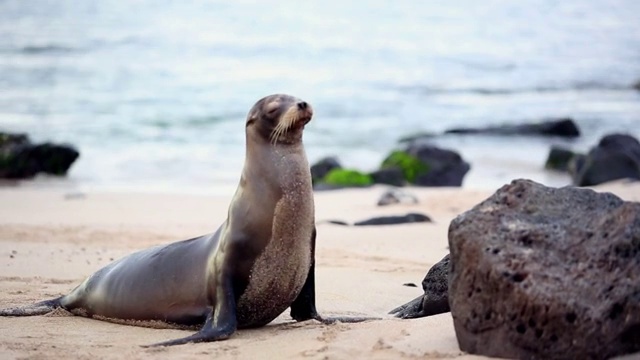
[0, 94, 371, 347]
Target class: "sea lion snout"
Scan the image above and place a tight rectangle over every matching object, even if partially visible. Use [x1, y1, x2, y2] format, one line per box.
[295, 101, 313, 125]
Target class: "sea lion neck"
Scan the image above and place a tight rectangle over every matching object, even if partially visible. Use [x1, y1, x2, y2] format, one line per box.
[240, 136, 311, 195]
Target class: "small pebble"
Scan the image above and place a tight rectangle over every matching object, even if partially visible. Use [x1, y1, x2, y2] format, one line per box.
[64, 192, 86, 200]
[377, 189, 419, 206]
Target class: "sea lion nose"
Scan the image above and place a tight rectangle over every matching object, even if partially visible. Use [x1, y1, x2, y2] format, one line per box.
[297, 101, 308, 110]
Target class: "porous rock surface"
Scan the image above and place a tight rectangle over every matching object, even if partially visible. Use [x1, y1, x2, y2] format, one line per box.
[448, 179, 640, 360]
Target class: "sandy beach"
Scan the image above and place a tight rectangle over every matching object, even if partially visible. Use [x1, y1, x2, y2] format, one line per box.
[0, 181, 639, 359]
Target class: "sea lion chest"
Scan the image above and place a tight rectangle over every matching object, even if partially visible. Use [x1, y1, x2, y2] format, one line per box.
[235, 161, 314, 328]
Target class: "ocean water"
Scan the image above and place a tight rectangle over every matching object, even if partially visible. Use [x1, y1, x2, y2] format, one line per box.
[1, 0, 639, 194]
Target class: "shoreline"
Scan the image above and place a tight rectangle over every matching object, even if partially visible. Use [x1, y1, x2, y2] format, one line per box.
[3, 165, 575, 197]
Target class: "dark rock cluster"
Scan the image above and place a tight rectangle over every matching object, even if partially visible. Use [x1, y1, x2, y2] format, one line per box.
[312, 116, 638, 190]
[0, 132, 79, 179]
[544, 133, 640, 187]
[570, 133, 640, 186]
[310, 142, 470, 190]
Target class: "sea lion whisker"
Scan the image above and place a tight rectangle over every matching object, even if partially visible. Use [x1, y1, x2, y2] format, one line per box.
[270, 108, 299, 144]
[270, 125, 283, 145]
[269, 124, 279, 144]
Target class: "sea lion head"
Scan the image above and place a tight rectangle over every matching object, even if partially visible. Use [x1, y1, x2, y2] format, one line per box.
[246, 94, 313, 145]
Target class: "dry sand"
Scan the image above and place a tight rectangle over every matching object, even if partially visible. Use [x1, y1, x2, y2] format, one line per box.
[0, 180, 638, 359]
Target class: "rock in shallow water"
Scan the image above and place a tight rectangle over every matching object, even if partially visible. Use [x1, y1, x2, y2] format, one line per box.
[571, 133, 640, 186]
[445, 118, 580, 138]
[544, 146, 581, 172]
[370, 167, 405, 187]
[310, 156, 342, 185]
[404, 143, 470, 187]
[448, 179, 640, 360]
[0, 132, 79, 179]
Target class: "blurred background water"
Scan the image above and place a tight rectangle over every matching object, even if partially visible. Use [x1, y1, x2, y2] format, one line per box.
[1, 0, 639, 194]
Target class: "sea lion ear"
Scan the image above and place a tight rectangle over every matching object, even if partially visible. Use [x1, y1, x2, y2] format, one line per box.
[246, 111, 258, 126]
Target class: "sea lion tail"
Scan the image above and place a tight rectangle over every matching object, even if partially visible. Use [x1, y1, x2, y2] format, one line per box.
[0, 296, 63, 316]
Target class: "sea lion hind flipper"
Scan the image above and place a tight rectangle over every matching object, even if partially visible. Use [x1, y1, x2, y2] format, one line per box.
[0, 296, 63, 317]
[143, 277, 238, 347]
[289, 228, 378, 325]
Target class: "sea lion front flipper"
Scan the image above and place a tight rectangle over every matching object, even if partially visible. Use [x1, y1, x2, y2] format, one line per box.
[289, 260, 378, 324]
[289, 228, 319, 321]
[143, 276, 238, 347]
[289, 228, 377, 324]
